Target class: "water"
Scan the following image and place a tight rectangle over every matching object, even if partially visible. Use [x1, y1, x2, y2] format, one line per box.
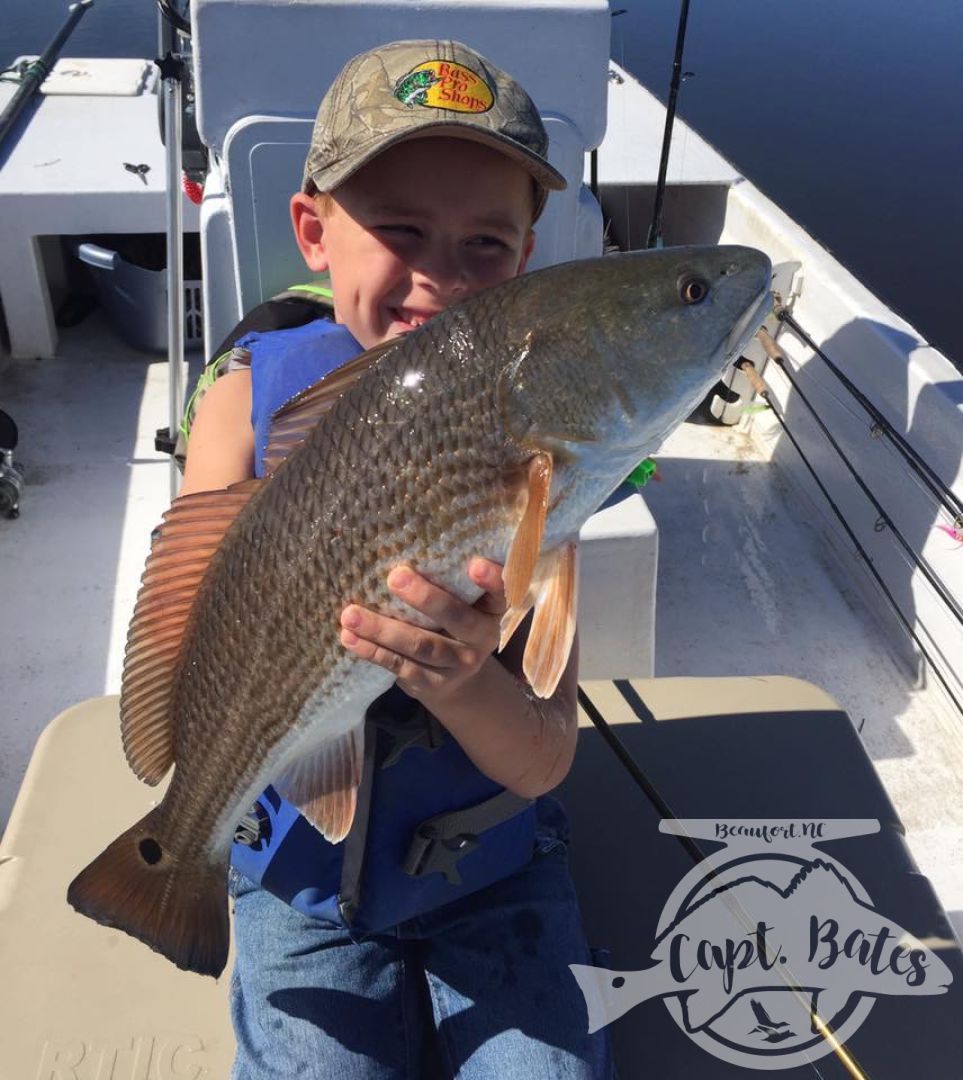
[612, 0, 963, 366]
[2, 0, 157, 64]
[3, 0, 961, 365]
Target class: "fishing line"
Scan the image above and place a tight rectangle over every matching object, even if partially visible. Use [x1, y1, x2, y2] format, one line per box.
[612, 8, 632, 250]
[760, 337, 958, 519]
[576, 685, 870, 1078]
[754, 332, 963, 630]
[756, 336, 963, 556]
[776, 311, 963, 525]
[738, 360, 963, 721]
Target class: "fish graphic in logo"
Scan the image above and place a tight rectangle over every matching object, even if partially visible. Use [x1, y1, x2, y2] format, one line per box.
[393, 68, 442, 108]
[393, 61, 494, 113]
[570, 819, 955, 1070]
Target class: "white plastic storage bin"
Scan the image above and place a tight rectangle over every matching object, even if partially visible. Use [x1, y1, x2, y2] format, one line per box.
[76, 234, 203, 353]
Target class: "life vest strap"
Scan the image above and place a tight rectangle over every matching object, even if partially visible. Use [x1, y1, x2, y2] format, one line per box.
[403, 789, 534, 885]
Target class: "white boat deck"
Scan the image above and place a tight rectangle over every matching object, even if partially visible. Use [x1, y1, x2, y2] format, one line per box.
[2, 311, 961, 945]
[0, 316, 185, 810]
[648, 418, 963, 941]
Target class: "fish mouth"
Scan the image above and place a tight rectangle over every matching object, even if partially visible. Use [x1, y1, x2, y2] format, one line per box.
[724, 286, 772, 364]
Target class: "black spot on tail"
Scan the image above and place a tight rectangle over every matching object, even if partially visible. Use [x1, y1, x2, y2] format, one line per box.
[139, 837, 163, 865]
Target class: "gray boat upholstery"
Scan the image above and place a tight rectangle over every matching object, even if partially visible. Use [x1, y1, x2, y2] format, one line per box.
[190, 0, 610, 353]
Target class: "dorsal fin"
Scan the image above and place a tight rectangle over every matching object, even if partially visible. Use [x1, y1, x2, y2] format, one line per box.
[120, 478, 263, 783]
[262, 337, 401, 475]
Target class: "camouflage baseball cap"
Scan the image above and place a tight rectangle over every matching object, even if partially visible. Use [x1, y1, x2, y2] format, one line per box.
[302, 40, 567, 220]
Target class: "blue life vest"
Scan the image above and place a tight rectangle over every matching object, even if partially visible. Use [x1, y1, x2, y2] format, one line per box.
[228, 318, 553, 933]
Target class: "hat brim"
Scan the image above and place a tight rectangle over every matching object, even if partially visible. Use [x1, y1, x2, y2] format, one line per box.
[305, 120, 567, 218]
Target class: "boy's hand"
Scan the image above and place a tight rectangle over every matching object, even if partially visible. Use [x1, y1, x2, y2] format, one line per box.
[339, 558, 507, 706]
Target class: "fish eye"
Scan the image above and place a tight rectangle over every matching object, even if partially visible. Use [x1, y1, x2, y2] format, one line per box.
[679, 275, 709, 304]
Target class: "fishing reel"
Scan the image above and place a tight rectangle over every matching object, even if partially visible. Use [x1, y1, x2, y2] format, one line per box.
[0, 408, 24, 519]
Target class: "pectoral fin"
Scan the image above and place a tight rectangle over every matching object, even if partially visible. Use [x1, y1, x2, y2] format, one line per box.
[502, 453, 553, 609]
[275, 726, 365, 843]
[499, 601, 533, 652]
[523, 542, 579, 698]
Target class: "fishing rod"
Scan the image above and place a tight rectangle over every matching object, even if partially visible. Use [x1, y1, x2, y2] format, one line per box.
[755, 329, 963, 631]
[645, 0, 692, 249]
[737, 353, 963, 721]
[775, 310, 963, 526]
[156, 48, 187, 501]
[157, 0, 192, 37]
[0, 0, 95, 155]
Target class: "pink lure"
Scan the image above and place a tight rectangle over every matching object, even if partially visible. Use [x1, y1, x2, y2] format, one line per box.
[936, 524, 963, 544]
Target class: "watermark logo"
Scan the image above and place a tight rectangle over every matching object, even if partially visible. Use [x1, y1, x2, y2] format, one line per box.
[570, 819, 954, 1070]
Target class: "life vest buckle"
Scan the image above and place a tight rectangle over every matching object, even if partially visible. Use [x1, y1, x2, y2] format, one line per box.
[402, 788, 534, 886]
[233, 799, 271, 848]
[404, 824, 480, 885]
[234, 809, 261, 846]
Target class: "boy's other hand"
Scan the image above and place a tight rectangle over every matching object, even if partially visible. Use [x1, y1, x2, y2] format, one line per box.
[339, 558, 506, 707]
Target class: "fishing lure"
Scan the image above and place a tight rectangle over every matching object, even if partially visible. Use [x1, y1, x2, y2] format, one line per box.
[935, 523, 963, 545]
[627, 458, 659, 488]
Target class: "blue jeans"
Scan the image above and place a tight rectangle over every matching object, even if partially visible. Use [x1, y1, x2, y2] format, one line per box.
[229, 835, 614, 1078]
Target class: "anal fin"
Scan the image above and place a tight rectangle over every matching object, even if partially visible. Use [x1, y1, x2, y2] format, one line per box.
[275, 725, 365, 843]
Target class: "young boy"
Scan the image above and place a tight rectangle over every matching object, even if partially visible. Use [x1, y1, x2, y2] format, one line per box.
[183, 40, 613, 1078]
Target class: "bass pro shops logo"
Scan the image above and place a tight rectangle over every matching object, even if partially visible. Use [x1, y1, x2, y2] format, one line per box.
[570, 820, 954, 1070]
[393, 61, 494, 113]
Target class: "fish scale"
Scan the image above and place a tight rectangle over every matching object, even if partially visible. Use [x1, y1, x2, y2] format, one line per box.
[67, 245, 772, 975]
[176, 337, 515, 738]
[175, 361, 493, 830]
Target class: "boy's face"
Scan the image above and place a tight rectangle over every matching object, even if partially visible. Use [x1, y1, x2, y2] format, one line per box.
[292, 137, 537, 349]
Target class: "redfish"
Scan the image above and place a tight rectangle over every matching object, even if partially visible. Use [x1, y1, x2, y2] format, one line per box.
[68, 246, 771, 976]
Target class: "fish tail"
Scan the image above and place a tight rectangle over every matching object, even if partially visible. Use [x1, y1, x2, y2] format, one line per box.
[67, 806, 229, 978]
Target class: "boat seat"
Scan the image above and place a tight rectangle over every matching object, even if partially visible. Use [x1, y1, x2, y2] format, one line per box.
[190, 0, 611, 356]
[4, 678, 961, 1077]
[0, 696, 236, 1079]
